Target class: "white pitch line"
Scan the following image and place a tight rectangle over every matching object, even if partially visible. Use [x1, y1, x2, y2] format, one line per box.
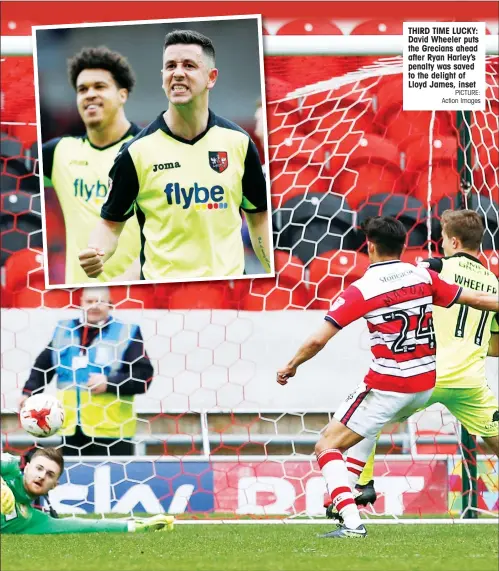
[173, 518, 499, 525]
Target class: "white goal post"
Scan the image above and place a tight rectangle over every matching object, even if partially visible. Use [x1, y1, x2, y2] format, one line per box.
[2, 34, 499, 56]
[1, 30, 498, 524]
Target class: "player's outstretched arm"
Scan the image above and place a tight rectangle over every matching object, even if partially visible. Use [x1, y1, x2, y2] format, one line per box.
[277, 321, 340, 385]
[456, 288, 499, 313]
[5, 510, 175, 535]
[79, 219, 126, 278]
[245, 211, 272, 273]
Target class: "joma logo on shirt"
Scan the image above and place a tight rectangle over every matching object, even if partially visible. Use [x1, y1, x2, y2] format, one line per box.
[164, 182, 228, 210]
[153, 162, 181, 172]
[73, 178, 108, 202]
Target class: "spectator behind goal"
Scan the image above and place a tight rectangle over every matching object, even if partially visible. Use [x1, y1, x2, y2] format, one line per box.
[20, 287, 153, 456]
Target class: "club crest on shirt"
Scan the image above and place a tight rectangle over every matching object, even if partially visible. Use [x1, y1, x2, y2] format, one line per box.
[19, 504, 29, 518]
[209, 151, 228, 173]
[330, 297, 345, 312]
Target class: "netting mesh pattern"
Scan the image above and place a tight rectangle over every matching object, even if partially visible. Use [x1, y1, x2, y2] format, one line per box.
[1, 50, 498, 519]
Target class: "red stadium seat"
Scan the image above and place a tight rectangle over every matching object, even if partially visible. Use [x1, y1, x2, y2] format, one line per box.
[296, 86, 378, 174]
[271, 19, 354, 88]
[10, 287, 75, 309]
[277, 19, 343, 35]
[10, 122, 37, 150]
[270, 128, 325, 165]
[349, 20, 404, 69]
[265, 76, 295, 103]
[302, 85, 378, 146]
[239, 250, 309, 310]
[156, 281, 237, 310]
[265, 77, 302, 133]
[266, 103, 302, 134]
[301, 77, 379, 111]
[269, 129, 330, 208]
[338, 134, 400, 168]
[305, 107, 377, 149]
[404, 136, 459, 204]
[1, 286, 12, 308]
[1, 19, 34, 35]
[308, 250, 370, 309]
[331, 135, 403, 209]
[334, 163, 404, 210]
[389, 111, 456, 151]
[478, 251, 499, 276]
[404, 136, 458, 172]
[374, 76, 456, 149]
[409, 165, 461, 205]
[3, 247, 44, 293]
[374, 75, 403, 107]
[0, 57, 35, 123]
[108, 285, 157, 309]
[350, 20, 403, 36]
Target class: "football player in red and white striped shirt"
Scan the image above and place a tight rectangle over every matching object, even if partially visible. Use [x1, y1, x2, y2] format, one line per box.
[277, 217, 499, 538]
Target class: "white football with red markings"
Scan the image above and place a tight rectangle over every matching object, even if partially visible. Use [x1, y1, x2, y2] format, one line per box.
[20, 394, 65, 437]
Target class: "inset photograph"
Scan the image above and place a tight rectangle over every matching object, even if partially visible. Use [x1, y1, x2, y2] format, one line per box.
[33, 15, 272, 287]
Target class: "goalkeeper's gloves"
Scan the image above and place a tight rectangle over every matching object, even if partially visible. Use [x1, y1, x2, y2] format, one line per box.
[1, 477, 15, 515]
[132, 514, 175, 533]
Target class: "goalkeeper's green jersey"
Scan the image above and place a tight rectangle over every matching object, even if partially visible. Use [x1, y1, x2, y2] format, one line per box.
[1, 453, 37, 533]
[422, 253, 499, 388]
[1, 454, 131, 535]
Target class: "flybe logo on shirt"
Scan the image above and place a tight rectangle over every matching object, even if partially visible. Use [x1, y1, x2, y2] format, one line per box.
[73, 178, 108, 202]
[164, 182, 228, 210]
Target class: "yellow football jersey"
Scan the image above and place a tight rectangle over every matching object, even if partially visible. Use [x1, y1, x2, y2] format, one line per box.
[42, 125, 141, 285]
[103, 110, 267, 280]
[422, 254, 499, 388]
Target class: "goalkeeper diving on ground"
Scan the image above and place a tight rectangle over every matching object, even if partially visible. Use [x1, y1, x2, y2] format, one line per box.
[1, 448, 174, 534]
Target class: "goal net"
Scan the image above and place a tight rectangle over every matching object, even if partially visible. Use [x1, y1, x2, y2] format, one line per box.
[1, 38, 498, 522]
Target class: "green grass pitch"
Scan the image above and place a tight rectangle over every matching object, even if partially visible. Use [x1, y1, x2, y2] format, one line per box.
[1, 524, 498, 571]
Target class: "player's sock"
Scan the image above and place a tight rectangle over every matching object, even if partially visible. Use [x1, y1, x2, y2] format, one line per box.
[346, 435, 377, 487]
[317, 448, 362, 529]
[346, 456, 366, 488]
[357, 434, 378, 486]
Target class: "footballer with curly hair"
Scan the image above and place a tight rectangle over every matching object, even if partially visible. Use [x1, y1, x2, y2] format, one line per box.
[42, 46, 141, 285]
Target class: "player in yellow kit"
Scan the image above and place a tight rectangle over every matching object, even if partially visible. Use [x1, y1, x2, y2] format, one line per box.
[42, 47, 141, 285]
[334, 210, 499, 515]
[79, 30, 270, 282]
